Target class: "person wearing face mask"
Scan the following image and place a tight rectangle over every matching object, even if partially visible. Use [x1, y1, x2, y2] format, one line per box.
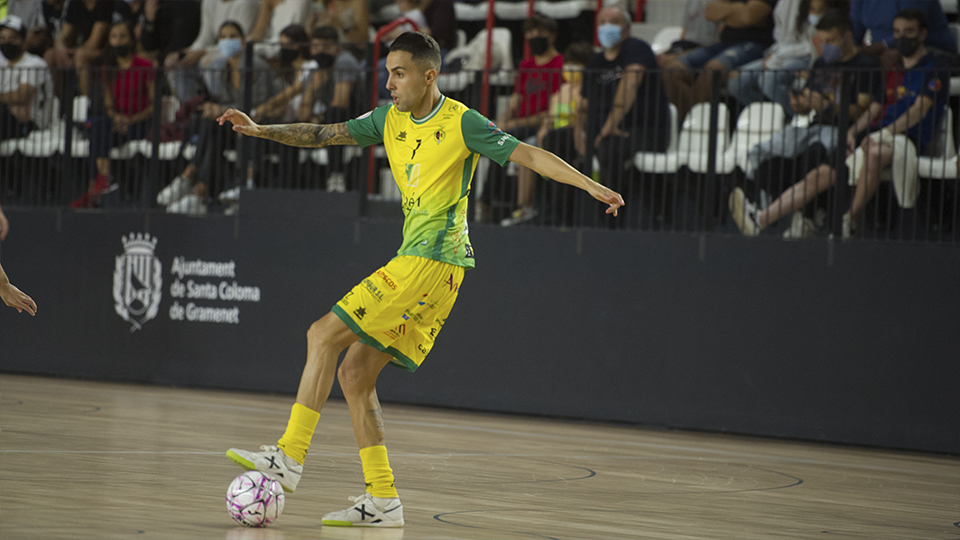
[840, 8, 951, 235]
[0, 15, 54, 141]
[851, 0, 956, 69]
[730, 10, 884, 237]
[575, 6, 670, 227]
[158, 21, 274, 214]
[70, 21, 155, 209]
[728, 0, 849, 117]
[497, 13, 563, 226]
[298, 25, 360, 192]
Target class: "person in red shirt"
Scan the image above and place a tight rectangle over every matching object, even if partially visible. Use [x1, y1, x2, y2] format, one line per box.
[497, 13, 563, 226]
[71, 20, 155, 208]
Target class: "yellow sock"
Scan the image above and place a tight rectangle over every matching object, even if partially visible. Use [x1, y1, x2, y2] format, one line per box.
[276, 403, 320, 465]
[359, 445, 398, 498]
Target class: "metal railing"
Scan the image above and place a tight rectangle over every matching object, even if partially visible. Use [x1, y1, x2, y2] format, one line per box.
[1, 64, 957, 243]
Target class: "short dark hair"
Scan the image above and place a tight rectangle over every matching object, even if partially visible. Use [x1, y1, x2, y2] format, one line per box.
[815, 9, 853, 34]
[388, 31, 442, 73]
[311, 25, 339, 43]
[523, 13, 558, 35]
[895, 8, 928, 31]
[563, 42, 593, 65]
[280, 24, 309, 45]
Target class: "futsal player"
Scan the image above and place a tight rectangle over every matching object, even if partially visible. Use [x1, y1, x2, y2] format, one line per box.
[219, 32, 624, 528]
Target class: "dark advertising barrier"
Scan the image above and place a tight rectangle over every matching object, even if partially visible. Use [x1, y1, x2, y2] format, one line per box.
[1, 193, 958, 454]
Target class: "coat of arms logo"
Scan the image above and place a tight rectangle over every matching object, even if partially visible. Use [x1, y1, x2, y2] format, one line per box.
[113, 233, 163, 331]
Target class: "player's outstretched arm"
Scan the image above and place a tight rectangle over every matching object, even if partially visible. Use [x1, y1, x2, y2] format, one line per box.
[217, 108, 357, 148]
[0, 262, 37, 316]
[508, 142, 625, 216]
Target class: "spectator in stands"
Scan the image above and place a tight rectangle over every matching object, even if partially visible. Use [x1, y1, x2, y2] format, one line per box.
[661, 0, 776, 121]
[251, 24, 312, 122]
[160, 21, 275, 214]
[745, 10, 881, 177]
[7, 0, 50, 55]
[576, 5, 670, 206]
[851, 0, 956, 68]
[728, 0, 847, 116]
[46, 0, 111, 96]
[21, 0, 66, 57]
[247, 0, 312, 59]
[311, 0, 369, 52]
[298, 24, 360, 191]
[506, 41, 592, 227]
[656, 0, 720, 66]
[497, 13, 563, 226]
[139, 0, 202, 63]
[731, 10, 881, 235]
[731, 9, 950, 239]
[70, 21, 155, 209]
[0, 15, 54, 139]
[162, 0, 258, 99]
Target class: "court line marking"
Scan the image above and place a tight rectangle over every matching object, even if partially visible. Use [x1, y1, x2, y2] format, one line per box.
[5, 396, 957, 478]
[143, 398, 960, 477]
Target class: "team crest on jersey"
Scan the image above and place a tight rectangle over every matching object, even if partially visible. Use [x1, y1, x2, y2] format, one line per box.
[434, 126, 446, 144]
[113, 233, 163, 331]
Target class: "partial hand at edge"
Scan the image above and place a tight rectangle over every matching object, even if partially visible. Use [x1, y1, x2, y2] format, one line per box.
[217, 109, 262, 137]
[0, 283, 37, 316]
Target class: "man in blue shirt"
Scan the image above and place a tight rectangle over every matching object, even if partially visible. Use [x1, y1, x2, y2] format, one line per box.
[851, 0, 956, 67]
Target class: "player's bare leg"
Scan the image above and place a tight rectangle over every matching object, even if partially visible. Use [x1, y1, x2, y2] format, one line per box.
[323, 342, 404, 528]
[226, 312, 359, 492]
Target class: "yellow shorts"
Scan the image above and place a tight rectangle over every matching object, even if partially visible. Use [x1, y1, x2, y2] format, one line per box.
[332, 255, 464, 372]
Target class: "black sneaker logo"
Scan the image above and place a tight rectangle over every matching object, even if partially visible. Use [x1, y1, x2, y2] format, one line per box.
[357, 504, 376, 520]
[265, 456, 280, 469]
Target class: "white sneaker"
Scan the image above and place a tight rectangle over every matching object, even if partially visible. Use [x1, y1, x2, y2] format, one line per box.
[728, 187, 760, 237]
[322, 493, 404, 528]
[226, 445, 302, 493]
[842, 213, 857, 240]
[219, 186, 241, 203]
[166, 194, 207, 215]
[326, 173, 346, 193]
[500, 206, 538, 227]
[782, 211, 816, 239]
[157, 175, 193, 206]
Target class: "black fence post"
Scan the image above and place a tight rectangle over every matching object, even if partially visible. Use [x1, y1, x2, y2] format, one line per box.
[239, 42, 255, 191]
[145, 65, 165, 210]
[703, 68, 722, 232]
[831, 69, 853, 238]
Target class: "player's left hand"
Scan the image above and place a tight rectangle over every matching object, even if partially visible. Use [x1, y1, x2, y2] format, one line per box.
[587, 182, 625, 217]
[0, 283, 37, 315]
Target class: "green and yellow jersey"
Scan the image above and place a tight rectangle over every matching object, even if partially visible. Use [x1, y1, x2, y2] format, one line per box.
[346, 95, 520, 268]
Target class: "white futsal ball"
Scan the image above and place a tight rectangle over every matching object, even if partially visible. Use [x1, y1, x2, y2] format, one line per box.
[225, 471, 285, 527]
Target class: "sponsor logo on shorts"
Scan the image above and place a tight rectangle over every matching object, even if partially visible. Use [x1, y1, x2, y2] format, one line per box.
[376, 270, 398, 290]
[383, 323, 406, 340]
[361, 279, 385, 302]
[353, 306, 367, 320]
[444, 274, 459, 292]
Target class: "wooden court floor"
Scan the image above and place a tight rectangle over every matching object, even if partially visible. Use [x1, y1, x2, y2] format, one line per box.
[1, 374, 957, 540]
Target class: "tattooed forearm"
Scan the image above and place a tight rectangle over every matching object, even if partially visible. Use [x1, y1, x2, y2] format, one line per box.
[256, 122, 356, 148]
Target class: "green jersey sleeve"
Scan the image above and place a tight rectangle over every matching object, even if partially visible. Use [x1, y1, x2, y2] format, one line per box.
[345, 105, 391, 148]
[461, 109, 520, 166]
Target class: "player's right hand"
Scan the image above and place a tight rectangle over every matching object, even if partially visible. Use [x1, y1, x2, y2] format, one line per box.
[218, 109, 262, 137]
[0, 283, 37, 316]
